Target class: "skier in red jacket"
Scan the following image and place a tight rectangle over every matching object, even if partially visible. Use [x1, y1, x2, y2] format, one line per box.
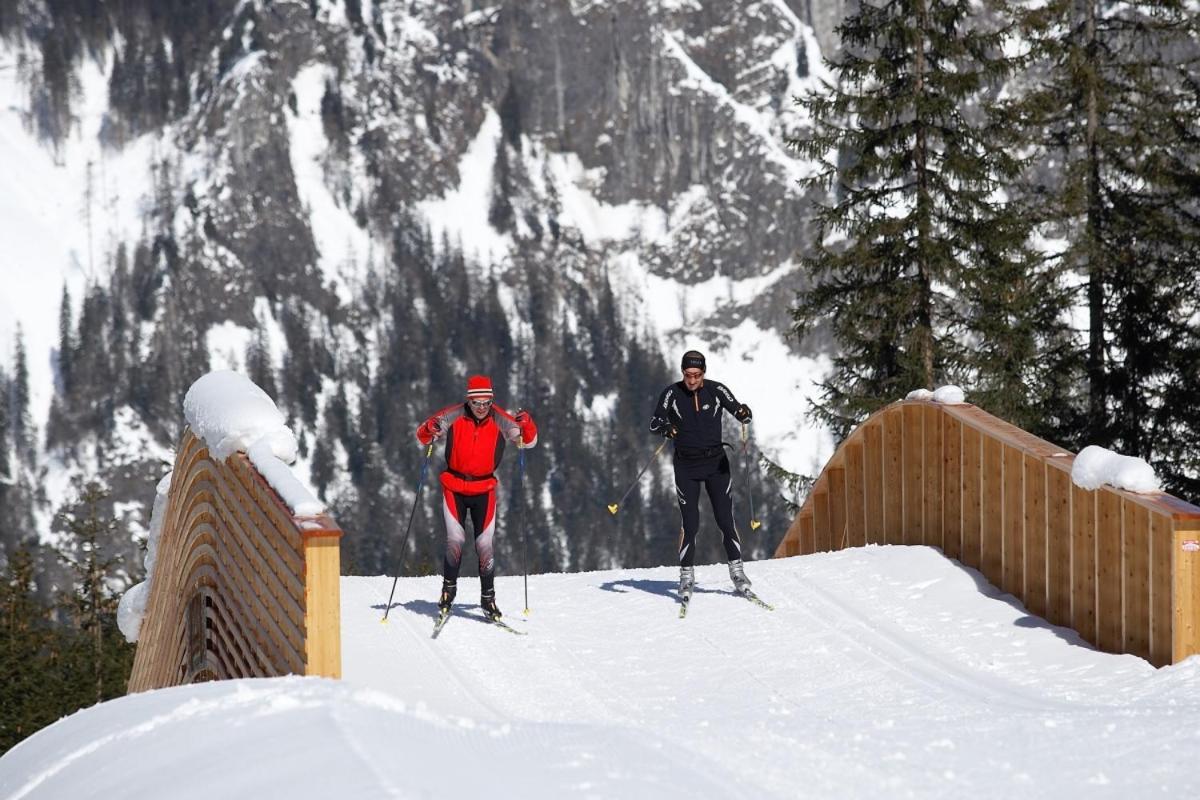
[416, 375, 538, 620]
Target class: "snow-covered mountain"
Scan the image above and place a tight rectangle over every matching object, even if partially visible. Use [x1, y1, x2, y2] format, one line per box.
[0, 1, 843, 577]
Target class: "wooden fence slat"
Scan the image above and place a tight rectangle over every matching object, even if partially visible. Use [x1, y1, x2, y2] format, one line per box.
[923, 405, 943, 549]
[902, 404, 924, 545]
[1024, 457, 1047, 618]
[1072, 486, 1098, 646]
[1096, 492, 1123, 653]
[800, 512, 815, 555]
[943, 414, 962, 561]
[883, 407, 903, 545]
[1045, 465, 1072, 628]
[864, 422, 884, 545]
[846, 440, 866, 548]
[962, 425, 983, 570]
[981, 435, 1004, 589]
[829, 467, 848, 551]
[1150, 513, 1172, 667]
[1002, 445, 1024, 599]
[1123, 502, 1151, 662]
[815, 489, 832, 552]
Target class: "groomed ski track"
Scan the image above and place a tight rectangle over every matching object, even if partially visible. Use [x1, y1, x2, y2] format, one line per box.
[342, 546, 1200, 798]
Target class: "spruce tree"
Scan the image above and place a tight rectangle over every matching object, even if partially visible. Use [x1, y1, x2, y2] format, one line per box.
[53, 481, 135, 706]
[0, 368, 9, 481]
[0, 545, 60, 755]
[1011, 0, 1200, 493]
[58, 284, 74, 394]
[12, 330, 33, 465]
[786, 0, 1068, 437]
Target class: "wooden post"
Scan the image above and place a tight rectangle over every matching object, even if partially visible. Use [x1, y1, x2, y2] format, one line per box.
[303, 525, 343, 679]
[943, 414, 962, 561]
[1173, 522, 1200, 663]
[902, 403, 924, 545]
[1024, 457, 1047, 618]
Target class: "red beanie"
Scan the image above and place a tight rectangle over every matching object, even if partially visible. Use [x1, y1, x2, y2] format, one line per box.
[466, 375, 494, 400]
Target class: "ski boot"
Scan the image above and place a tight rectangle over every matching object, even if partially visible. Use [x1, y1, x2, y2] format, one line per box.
[481, 590, 502, 621]
[679, 566, 695, 598]
[438, 580, 456, 612]
[728, 559, 752, 594]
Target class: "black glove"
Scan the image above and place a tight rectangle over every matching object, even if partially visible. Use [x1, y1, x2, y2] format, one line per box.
[734, 404, 752, 423]
[663, 424, 679, 439]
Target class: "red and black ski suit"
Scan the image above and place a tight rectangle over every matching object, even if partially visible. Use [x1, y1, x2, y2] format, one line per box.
[416, 404, 538, 594]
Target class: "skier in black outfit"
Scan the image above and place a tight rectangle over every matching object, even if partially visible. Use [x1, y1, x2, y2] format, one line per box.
[649, 350, 754, 598]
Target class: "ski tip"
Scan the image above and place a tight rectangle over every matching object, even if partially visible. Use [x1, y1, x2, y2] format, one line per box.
[750, 519, 762, 530]
[607, 503, 619, 515]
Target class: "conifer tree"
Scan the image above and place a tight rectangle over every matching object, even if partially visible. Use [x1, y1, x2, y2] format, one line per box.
[53, 481, 134, 705]
[0, 545, 59, 755]
[12, 330, 33, 464]
[0, 368, 9, 481]
[787, 0, 1069, 436]
[58, 285, 74, 394]
[1012, 0, 1200, 492]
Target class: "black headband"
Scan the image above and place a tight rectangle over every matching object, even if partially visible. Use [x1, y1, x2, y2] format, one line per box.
[681, 353, 706, 372]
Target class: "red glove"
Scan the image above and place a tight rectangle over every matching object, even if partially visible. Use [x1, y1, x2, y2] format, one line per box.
[419, 416, 445, 443]
[514, 409, 536, 441]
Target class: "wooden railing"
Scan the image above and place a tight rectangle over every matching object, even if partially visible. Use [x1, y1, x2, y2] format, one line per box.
[128, 429, 343, 691]
[774, 399, 1200, 666]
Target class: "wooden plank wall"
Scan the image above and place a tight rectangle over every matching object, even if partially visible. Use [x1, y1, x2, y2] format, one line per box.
[128, 429, 344, 692]
[774, 399, 1200, 666]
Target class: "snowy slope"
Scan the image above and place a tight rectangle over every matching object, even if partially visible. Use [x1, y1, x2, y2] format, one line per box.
[4, 547, 1199, 798]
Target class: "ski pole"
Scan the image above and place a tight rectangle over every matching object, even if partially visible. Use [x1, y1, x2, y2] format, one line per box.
[381, 442, 435, 623]
[516, 446, 530, 615]
[608, 439, 669, 515]
[741, 423, 762, 530]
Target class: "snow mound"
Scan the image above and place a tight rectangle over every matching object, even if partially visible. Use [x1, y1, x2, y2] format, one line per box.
[184, 370, 298, 461]
[905, 384, 966, 404]
[1071, 445, 1161, 493]
[183, 370, 324, 516]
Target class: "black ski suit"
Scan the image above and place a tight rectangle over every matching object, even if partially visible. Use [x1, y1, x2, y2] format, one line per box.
[649, 380, 745, 568]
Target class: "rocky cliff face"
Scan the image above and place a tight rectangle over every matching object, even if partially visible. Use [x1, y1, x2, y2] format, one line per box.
[1, 0, 840, 580]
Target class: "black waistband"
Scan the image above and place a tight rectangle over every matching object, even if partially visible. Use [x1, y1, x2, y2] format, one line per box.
[448, 468, 496, 481]
[674, 444, 728, 461]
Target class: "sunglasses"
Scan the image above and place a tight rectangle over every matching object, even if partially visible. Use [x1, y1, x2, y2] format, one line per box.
[469, 399, 493, 409]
